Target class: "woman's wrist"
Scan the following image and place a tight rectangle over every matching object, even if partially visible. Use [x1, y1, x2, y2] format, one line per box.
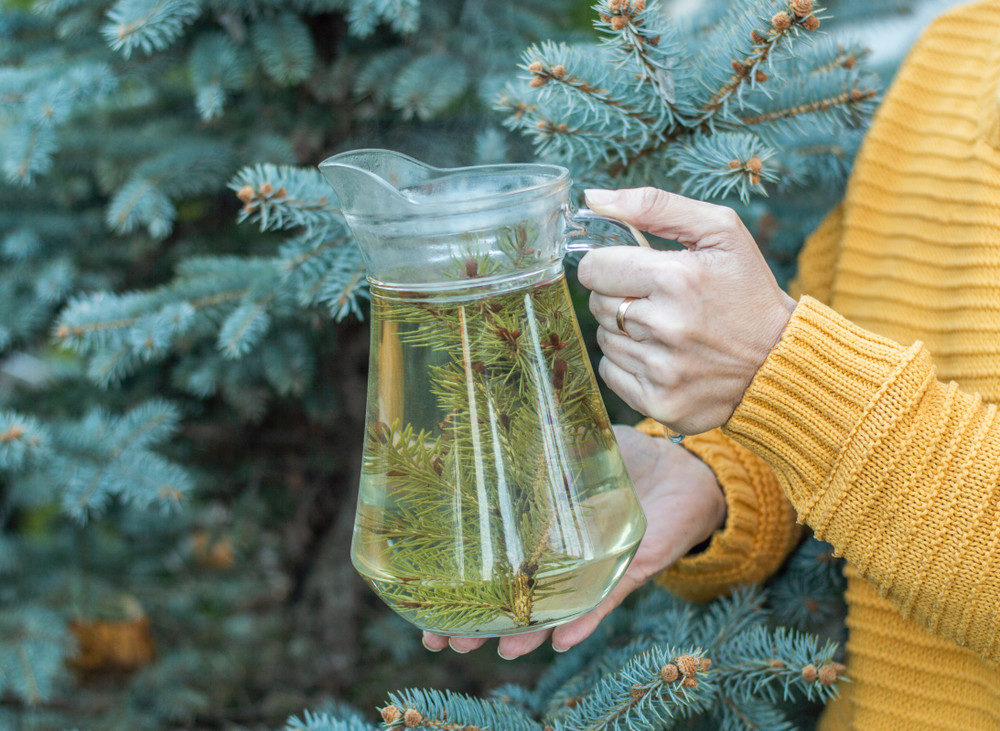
[671, 442, 727, 543]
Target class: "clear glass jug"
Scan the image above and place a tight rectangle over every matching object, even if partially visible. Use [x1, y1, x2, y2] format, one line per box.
[319, 149, 648, 637]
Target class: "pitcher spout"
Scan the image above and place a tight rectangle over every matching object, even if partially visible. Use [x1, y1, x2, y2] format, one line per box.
[318, 149, 432, 219]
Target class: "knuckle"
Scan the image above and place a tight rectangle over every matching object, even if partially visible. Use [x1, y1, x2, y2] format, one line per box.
[635, 186, 672, 218]
[715, 205, 742, 231]
[652, 362, 680, 390]
[652, 319, 690, 347]
[704, 203, 740, 232]
[651, 262, 677, 291]
[673, 263, 708, 296]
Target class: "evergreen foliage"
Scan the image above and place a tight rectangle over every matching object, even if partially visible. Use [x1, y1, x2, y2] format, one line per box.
[498, 0, 885, 283]
[0, 0, 925, 726]
[305, 570, 848, 730]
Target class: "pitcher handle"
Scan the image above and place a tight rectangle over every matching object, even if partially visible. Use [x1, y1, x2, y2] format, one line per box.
[561, 206, 685, 445]
[563, 207, 652, 252]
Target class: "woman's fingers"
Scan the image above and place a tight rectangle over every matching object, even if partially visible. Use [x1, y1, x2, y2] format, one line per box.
[590, 294, 655, 342]
[584, 187, 745, 249]
[423, 629, 551, 659]
[422, 632, 449, 652]
[497, 628, 552, 660]
[448, 636, 488, 653]
[596, 326, 647, 373]
[597, 357, 646, 413]
[577, 246, 665, 297]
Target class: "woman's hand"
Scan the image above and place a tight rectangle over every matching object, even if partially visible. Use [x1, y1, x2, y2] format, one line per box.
[579, 187, 797, 436]
[421, 424, 725, 659]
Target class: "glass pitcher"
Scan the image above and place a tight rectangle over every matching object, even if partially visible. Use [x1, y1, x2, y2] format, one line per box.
[319, 149, 650, 637]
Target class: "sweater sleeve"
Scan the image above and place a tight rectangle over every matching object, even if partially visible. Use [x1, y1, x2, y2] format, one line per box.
[787, 202, 844, 304]
[635, 420, 800, 602]
[725, 296, 1000, 662]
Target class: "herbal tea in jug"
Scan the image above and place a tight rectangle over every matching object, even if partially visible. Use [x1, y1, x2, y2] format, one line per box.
[319, 149, 649, 637]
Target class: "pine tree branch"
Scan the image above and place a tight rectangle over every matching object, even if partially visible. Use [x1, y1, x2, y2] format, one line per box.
[740, 86, 876, 126]
[56, 289, 246, 340]
[525, 61, 661, 126]
[700, 6, 822, 116]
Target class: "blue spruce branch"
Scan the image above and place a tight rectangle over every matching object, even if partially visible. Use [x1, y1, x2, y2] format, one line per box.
[103, 0, 202, 58]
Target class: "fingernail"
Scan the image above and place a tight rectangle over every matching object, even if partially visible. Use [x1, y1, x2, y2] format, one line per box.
[422, 638, 442, 652]
[448, 641, 470, 654]
[584, 188, 618, 208]
[498, 647, 516, 661]
[552, 642, 569, 653]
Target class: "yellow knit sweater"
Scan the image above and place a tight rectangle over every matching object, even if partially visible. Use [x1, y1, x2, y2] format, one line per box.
[639, 3, 1000, 728]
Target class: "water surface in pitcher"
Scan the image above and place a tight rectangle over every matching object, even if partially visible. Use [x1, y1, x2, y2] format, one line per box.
[351, 275, 645, 636]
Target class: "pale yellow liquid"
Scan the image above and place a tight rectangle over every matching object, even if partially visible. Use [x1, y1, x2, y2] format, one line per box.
[352, 276, 646, 636]
[354, 487, 644, 636]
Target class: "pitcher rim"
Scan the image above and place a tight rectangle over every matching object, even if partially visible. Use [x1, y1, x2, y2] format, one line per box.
[318, 148, 571, 218]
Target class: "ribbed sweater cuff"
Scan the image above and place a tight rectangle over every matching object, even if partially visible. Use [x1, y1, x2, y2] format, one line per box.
[636, 420, 799, 602]
[724, 296, 924, 513]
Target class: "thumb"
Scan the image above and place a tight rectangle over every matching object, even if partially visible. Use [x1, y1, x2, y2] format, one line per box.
[584, 187, 745, 250]
[549, 574, 642, 652]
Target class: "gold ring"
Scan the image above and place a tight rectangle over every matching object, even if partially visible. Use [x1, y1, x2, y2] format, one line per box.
[616, 297, 638, 337]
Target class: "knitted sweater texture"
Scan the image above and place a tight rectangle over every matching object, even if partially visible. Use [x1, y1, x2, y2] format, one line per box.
[639, 3, 1000, 728]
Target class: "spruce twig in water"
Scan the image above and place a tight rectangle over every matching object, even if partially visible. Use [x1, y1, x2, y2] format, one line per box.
[359, 231, 621, 632]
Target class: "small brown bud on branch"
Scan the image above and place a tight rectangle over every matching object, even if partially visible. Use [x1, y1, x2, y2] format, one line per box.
[236, 185, 255, 204]
[403, 708, 422, 727]
[803, 14, 820, 30]
[381, 705, 402, 724]
[802, 664, 819, 683]
[0, 425, 24, 443]
[772, 11, 792, 31]
[818, 662, 842, 685]
[674, 654, 700, 678]
[791, 0, 813, 17]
